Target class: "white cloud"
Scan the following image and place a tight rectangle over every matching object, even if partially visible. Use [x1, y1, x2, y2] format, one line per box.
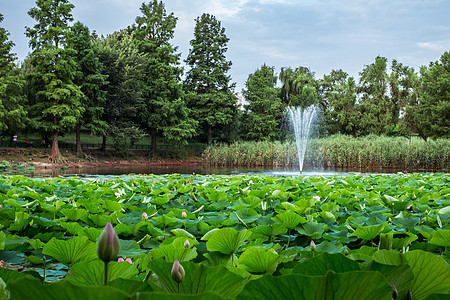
[417, 42, 446, 52]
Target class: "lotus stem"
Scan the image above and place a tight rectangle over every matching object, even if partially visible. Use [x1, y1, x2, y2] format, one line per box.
[104, 261, 109, 286]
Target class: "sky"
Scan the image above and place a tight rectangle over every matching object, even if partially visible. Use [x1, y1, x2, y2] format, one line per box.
[1, 0, 450, 93]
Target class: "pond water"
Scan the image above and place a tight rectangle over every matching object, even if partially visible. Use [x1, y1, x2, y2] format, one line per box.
[2, 164, 400, 177]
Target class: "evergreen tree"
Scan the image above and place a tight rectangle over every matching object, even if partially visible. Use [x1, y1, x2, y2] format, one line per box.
[26, 0, 83, 160]
[0, 13, 27, 145]
[357, 56, 396, 135]
[320, 70, 359, 135]
[242, 64, 283, 140]
[95, 30, 145, 150]
[412, 52, 450, 139]
[133, 1, 196, 155]
[184, 13, 237, 144]
[69, 22, 108, 155]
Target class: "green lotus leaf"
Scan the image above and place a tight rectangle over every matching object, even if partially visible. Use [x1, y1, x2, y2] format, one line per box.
[0, 231, 5, 250]
[118, 239, 142, 257]
[107, 278, 154, 295]
[250, 224, 287, 239]
[403, 250, 450, 299]
[151, 237, 197, 262]
[66, 260, 139, 286]
[293, 253, 359, 276]
[42, 236, 97, 266]
[296, 222, 326, 239]
[8, 211, 31, 232]
[114, 221, 147, 236]
[351, 223, 386, 241]
[365, 262, 413, 299]
[230, 208, 260, 225]
[236, 270, 392, 300]
[237, 246, 284, 275]
[171, 228, 196, 239]
[147, 258, 246, 297]
[153, 214, 178, 229]
[8, 277, 129, 300]
[61, 208, 88, 221]
[134, 292, 226, 300]
[429, 229, 450, 247]
[392, 217, 420, 228]
[204, 252, 236, 266]
[272, 211, 307, 229]
[205, 228, 252, 255]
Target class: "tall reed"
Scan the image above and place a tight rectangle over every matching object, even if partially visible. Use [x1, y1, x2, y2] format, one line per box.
[202, 135, 449, 171]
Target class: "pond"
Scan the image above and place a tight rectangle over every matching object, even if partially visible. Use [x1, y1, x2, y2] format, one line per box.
[2, 164, 400, 177]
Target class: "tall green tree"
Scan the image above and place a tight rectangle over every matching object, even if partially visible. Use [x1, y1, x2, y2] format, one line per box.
[0, 13, 27, 145]
[411, 51, 450, 139]
[95, 30, 145, 150]
[25, 0, 83, 160]
[69, 21, 108, 155]
[133, 1, 196, 155]
[279, 66, 319, 108]
[242, 64, 283, 140]
[184, 13, 237, 144]
[320, 70, 359, 135]
[357, 56, 396, 135]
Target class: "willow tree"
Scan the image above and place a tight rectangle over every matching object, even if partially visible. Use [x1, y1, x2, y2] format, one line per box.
[184, 13, 236, 144]
[26, 0, 83, 160]
[279, 66, 319, 108]
[134, 1, 197, 155]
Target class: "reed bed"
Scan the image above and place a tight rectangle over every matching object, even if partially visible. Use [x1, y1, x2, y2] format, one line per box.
[202, 135, 449, 171]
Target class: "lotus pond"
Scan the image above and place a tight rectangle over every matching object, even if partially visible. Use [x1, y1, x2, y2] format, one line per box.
[0, 173, 449, 299]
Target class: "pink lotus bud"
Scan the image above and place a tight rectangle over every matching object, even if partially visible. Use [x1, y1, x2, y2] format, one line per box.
[118, 257, 124, 262]
[97, 222, 120, 262]
[171, 259, 185, 283]
[313, 196, 320, 201]
[310, 240, 316, 251]
[142, 212, 148, 220]
[125, 258, 133, 264]
[181, 211, 187, 219]
[184, 239, 189, 249]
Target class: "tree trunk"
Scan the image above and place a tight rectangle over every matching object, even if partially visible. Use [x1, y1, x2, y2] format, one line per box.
[50, 130, 60, 161]
[207, 125, 212, 145]
[101, 135, 107, 151]
[76, 124, 82, 155]
[151, 128, 157, 157]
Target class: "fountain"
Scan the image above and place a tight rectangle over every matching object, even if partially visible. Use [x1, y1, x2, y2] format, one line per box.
[285, 105, 318, 173]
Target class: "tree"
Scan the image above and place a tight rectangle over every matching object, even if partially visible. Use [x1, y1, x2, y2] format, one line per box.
[0, 13, 27, 144]
[320, 70, 359, 135]
[279, 66, 319, 108]
[95, 30, 145, 150]
[411, 51, 450, 139]
[26, 0, 83, 160]
[242, 64, 283, 140]
[184, 13, 237, 144]
[357, 56, 396, 135]
[133, 1, 197, 155]
[69, 21, 108, 155]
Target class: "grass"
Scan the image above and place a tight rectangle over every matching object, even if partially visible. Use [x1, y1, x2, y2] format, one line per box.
[202, 135, 450, 171]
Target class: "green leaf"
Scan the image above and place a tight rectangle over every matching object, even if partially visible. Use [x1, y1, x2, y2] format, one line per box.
[366, 262, 413, 299]
[132, 292, 226, 300]
[237, 246, 284, 274]
[403, 250, 450, 299]
[351, 223, 385, 241]
[148, 258, 246, 297]
[429, 229, 450, 247]
[230, 208, 260, 224]
[61, 208, 88, 221]
[8, 277, 129, 300]
[204, 228, 251, 255]
[108, 278, 154, 295]
[42, 236, 97, 266]
[118, 239, 142, 257]
[151, 237, 197, 262]
[272, 211, 307, 229]
[292, 253, 359, 276]
[236, 271, 392, 300]
[66, 260, 139, 286]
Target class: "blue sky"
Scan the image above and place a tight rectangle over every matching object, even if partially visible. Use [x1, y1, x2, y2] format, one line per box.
[1, 0, 449, 92]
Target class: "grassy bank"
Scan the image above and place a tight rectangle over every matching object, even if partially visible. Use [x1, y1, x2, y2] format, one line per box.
[202, 135, 450, 171]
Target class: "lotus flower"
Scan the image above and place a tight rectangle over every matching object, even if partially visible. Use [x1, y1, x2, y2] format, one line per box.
[310, 240, 316, 251]
[181, 211, 187, 218]
[171, 259, 185, 283]
[313, 196, 320, 201]
[184, 239, 190, 249]
[118, 257, 124, 262]
[97, 222, 120, 262]
[142, 212, 148, 220]
[125, 258, 133, 264]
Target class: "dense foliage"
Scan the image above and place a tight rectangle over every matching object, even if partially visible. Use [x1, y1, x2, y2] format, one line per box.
[0, 173, 449, 299]
[0, 0, 449, 157]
